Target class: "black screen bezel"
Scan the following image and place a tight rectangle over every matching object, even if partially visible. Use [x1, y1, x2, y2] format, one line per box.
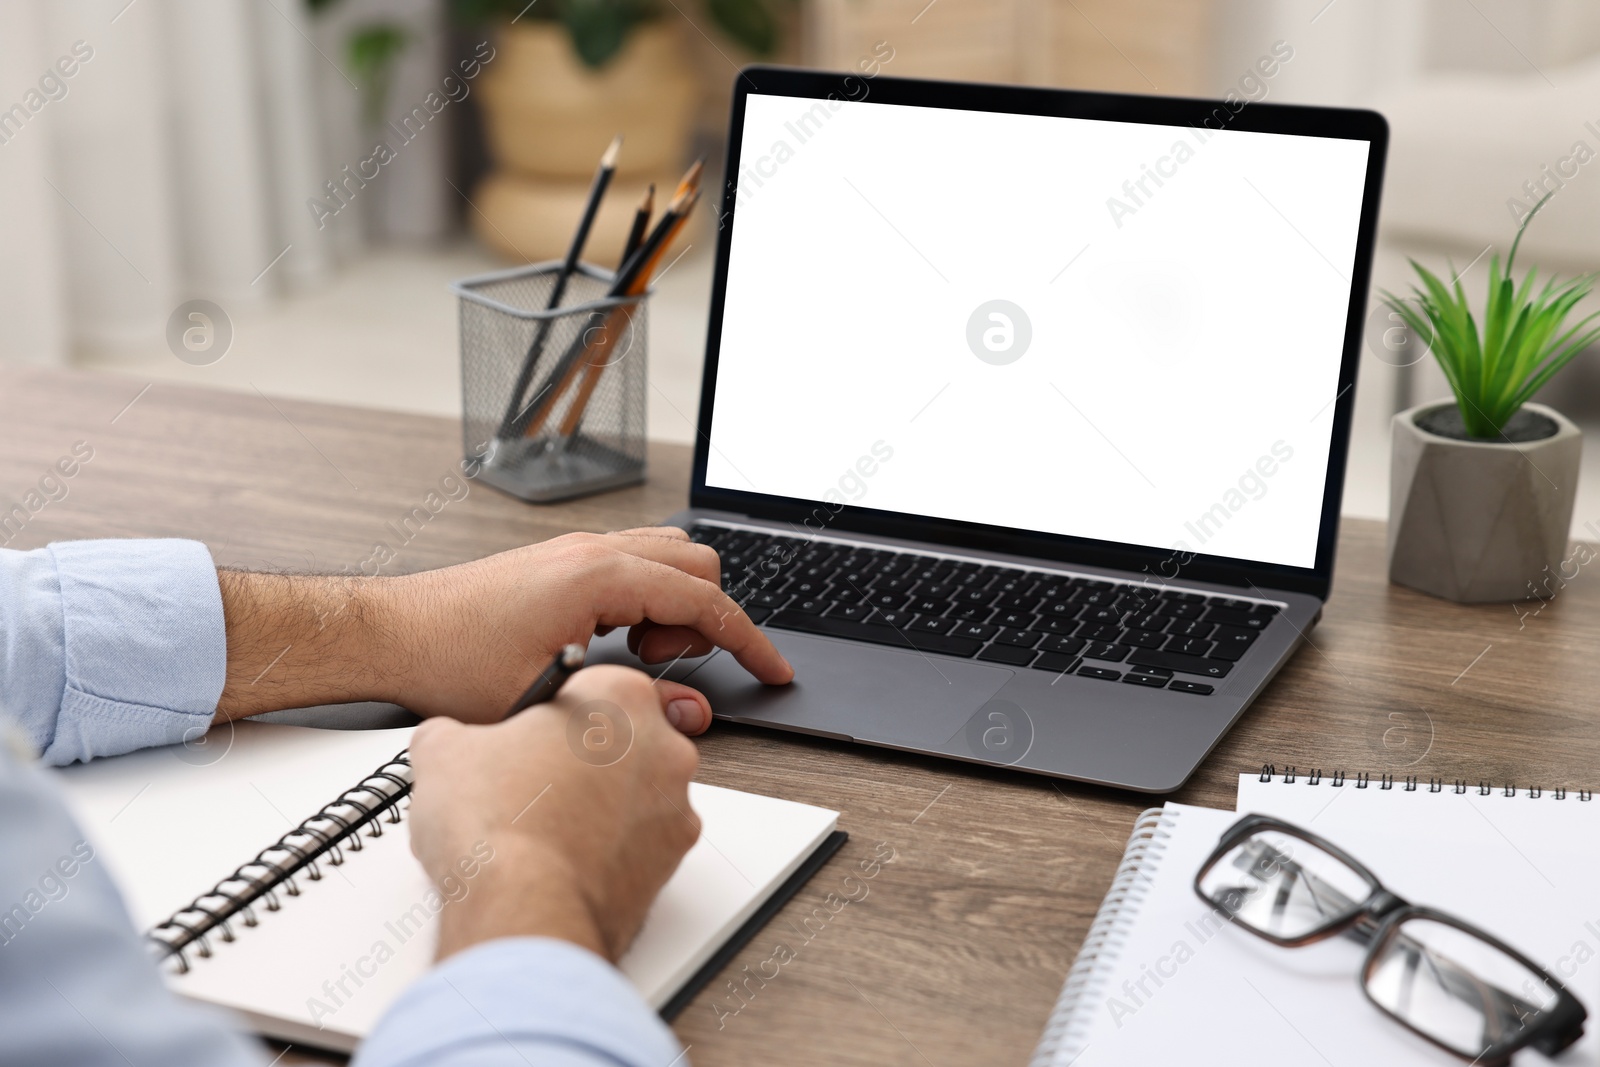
[691, 65, 1388, 601]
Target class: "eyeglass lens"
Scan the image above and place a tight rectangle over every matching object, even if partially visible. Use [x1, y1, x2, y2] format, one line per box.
[1198, 828, 1372, 940]
[1366, 915, 1562, 1060]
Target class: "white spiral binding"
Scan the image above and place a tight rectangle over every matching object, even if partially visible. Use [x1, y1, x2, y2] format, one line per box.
[1028, 806, 1179, 1067]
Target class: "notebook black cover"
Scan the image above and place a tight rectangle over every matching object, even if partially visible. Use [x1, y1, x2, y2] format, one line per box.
[659, 829, 848, 1020]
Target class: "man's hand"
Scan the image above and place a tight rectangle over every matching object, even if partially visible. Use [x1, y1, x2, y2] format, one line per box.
[406, 665, 701, 962]
[214, 527, 792, 726]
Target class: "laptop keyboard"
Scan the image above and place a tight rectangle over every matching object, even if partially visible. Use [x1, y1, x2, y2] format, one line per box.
[690, 523, 1281, 695]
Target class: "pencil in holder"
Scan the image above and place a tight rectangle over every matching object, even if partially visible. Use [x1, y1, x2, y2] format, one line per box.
[453, 261, 648, 503]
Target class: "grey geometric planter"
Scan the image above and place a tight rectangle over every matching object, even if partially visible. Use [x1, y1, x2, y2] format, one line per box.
[1388, 401, 1581, 603]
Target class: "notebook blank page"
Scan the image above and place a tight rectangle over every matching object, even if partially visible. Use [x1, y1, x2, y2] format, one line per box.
[155, 779, 835, 1049]
[1070, 801, 1593, 1066]
[53, 722, 838, 1051]
[54, 722, 414, 930]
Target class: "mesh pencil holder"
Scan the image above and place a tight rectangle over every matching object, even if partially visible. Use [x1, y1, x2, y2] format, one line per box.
[453, 261, 648, 503]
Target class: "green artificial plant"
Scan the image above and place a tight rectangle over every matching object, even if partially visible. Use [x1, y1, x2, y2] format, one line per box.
[346, 23, 412, 128]
[451, 0, 790, 70]
[1383, 192, 1600, 439]
[304, 0, 412, 129]
[307, 0, 788, 121]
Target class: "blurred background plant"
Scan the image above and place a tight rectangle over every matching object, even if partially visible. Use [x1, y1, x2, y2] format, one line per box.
[305, 0, 412, 129]
[304, 0, 790, 174]
[347, 23, 413, 128]
[451, 0, 789, 68]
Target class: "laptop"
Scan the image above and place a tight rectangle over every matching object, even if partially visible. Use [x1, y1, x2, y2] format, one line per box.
[591, 66, 1388, 793]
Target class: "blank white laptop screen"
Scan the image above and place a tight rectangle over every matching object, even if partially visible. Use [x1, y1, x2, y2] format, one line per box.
[706, 93, 1371, 570]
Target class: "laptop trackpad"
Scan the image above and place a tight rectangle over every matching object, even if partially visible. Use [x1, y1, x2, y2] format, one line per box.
[588, 630, 1014, 747]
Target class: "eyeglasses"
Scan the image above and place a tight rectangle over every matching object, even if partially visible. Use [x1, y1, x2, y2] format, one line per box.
[1194, 815, 1587, 1066]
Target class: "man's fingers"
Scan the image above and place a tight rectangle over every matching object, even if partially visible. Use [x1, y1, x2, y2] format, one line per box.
[636, 625, 714, 663]
[626, 620, 652, 656]
[626, 620, 712, 661]
[539, 664, 658, 722]
[625, 619, 666, 656]
[608, 525, 689, 541]
[599, 530, 721, 586]
[653, 679, 712, 735]
[591, 555, 793, 685]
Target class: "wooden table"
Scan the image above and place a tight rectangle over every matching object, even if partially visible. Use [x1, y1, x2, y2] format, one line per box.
[4, 366, 1597, 1066]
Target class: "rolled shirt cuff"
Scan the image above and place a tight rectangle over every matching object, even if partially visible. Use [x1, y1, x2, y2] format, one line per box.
[38, 539, 225, 765]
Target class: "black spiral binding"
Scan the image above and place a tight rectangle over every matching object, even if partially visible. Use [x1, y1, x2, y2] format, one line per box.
[1256, 764, 1594, 803]
[146, 750, 413, 974]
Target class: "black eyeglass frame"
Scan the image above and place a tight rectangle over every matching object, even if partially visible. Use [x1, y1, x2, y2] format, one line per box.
[1194, 814, 1587, 1066]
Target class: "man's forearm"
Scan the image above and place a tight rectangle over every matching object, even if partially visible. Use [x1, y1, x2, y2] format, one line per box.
[216, 571, 401, 719]
[213, 529, 788, 727]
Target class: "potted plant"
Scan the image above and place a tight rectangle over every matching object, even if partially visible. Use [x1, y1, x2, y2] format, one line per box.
[304, 1, 411, 128]
[454, 0, 790, 262]
[1383, 193, 1600, 603]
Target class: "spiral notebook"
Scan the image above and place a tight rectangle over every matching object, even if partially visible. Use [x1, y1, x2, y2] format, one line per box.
[54, 721, 844, 1053]
[1030, 770, 1600, 1066]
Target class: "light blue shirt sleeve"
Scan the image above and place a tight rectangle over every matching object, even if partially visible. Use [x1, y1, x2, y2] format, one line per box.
[0, 739, 268, 1067]
[356, 939, 687, 1067]
[0, 539, 690, 1067]
[0, 539, 227, 765]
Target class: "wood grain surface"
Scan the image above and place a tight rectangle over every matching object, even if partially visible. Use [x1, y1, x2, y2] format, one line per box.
[4, 367, 1595, 1067]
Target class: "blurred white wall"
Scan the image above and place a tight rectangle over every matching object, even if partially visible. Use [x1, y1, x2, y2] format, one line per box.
[1211, 0, 1426, 106]
[0, 2, 68, 365]
[0, 0, 454, 367]
[49, 0, 183, 351]
[165, 0, 277, 304]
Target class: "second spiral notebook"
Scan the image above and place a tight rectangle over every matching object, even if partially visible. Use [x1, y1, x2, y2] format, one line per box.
[1030, 772, 1600, 1067]
[53, 720, 843, 1053]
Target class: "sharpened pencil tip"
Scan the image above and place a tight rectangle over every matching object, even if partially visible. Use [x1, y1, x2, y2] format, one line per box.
[601, 134, 623, 168]
[676, 157, 706, 197]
